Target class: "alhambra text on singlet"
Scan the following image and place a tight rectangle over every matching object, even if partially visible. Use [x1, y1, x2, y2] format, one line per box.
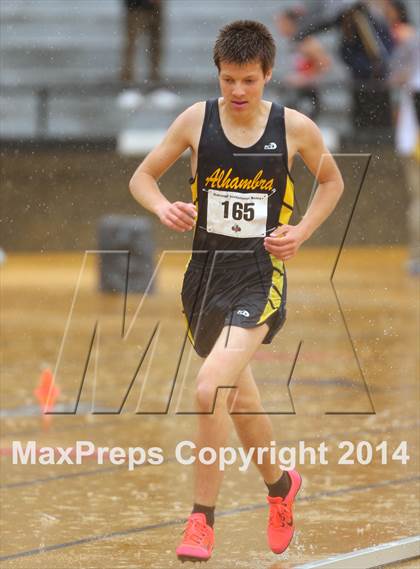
[204, 167, 275, 191]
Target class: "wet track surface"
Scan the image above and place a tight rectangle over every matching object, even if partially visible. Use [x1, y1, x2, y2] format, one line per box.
[1, 249, 419, 568]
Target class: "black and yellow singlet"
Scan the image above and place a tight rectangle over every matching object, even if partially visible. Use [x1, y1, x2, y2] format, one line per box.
[190, 98, 294, 266]
[182, 98, 294, 357]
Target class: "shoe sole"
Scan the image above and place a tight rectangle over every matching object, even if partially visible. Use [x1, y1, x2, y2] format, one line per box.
[177, 554, 210, 563]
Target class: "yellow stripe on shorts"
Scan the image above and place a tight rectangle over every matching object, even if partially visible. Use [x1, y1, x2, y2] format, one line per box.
[183, 311, 196, 347]
[257, 255, 284, 324]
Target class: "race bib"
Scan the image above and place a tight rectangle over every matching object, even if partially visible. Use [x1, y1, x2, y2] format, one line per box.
[206, 190, 268, 238]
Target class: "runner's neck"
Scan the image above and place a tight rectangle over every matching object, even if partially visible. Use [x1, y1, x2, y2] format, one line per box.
[219, 98, 271, 129]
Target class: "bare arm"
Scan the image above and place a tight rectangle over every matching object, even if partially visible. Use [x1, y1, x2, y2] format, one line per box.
[129, 104, 201, 232]
[264, 109, 343, 260]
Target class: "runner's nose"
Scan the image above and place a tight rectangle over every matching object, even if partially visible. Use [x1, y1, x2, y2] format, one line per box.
[232, 83, 246, 98]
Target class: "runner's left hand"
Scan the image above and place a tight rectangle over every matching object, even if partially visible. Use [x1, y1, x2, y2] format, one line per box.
[263, 224, 306, 261]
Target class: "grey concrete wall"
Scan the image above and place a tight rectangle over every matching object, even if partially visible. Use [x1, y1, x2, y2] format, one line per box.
[1, 143, 408, 251]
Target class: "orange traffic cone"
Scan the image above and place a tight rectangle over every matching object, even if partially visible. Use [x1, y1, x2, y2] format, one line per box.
[34, 368, 60, 430]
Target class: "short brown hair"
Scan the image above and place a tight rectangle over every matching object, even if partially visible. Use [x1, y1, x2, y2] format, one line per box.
[213, 20, 276, 75]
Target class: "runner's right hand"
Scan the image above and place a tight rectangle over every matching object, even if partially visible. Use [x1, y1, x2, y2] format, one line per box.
[157, 201, 197, 232]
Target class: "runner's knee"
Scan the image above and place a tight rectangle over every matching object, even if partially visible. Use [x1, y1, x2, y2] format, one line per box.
[195, 380, 233, 412]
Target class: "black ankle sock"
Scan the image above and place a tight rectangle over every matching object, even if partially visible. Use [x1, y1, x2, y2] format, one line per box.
[192, 503, 215, 527]
[265, 471, 291, 498]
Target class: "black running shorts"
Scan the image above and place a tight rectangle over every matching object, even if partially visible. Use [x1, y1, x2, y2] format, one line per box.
[181, 253, 287, 358]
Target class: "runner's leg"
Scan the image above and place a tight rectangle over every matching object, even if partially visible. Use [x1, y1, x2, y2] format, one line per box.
[228, 364, 282, 484]
[193, 324, 269, 506]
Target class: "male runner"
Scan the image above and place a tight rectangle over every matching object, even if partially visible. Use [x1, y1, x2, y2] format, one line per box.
[130, 20, 343, 563]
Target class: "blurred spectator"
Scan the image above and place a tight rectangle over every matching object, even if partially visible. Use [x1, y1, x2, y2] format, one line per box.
[118, 0, 162, 109]
[381, 0, 415, 44]
[297, 1, 395, 129]
[341, 1, 394, 128]
[276, 7, 331, 119]
[118, 0, 179, 111]
[386, 0, 420, 274]
[120, 0, 162, 85]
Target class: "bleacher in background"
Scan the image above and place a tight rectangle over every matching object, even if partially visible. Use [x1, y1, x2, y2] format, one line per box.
[1, 1, 416, 252]
[1, 0, 355, 141]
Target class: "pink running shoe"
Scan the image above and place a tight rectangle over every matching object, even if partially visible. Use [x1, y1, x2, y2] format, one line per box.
[267, 469, 302, 554]
[176, 513, 214, 563]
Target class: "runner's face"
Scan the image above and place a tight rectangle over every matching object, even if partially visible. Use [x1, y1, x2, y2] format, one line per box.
[218, 60, 272, 114]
